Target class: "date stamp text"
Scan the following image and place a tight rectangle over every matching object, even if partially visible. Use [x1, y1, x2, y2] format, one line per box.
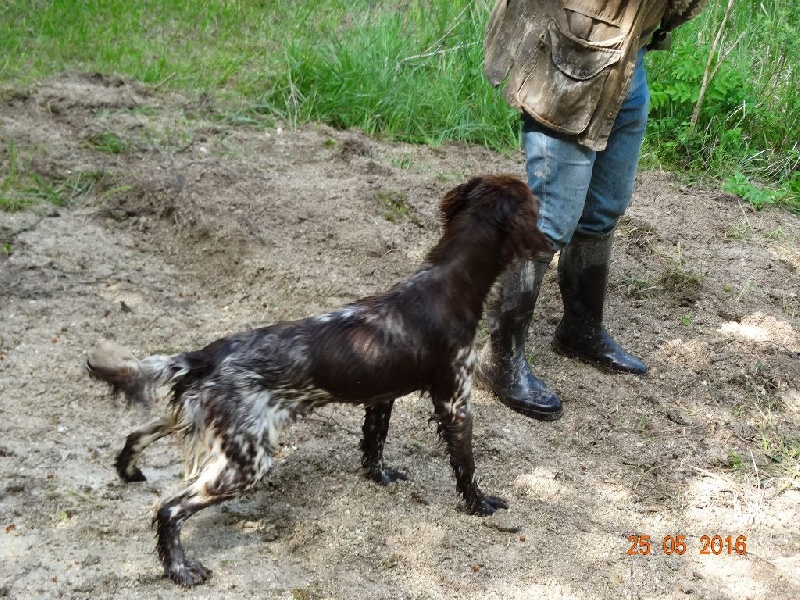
[627, 534, 747, 556]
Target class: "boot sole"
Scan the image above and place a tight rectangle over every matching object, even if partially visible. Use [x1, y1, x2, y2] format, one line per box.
[551, 339, 648, 376]
[475, 371, 564, 422]
[508, 403, 564, 421]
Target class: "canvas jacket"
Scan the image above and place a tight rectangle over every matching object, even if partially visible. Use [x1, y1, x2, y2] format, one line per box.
[484, 0, 707, 150]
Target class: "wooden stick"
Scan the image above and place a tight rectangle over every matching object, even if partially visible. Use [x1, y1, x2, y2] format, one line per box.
[690, 0, 738, 128]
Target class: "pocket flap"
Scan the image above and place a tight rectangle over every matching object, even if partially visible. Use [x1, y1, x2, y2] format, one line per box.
[548, 28, 621, 81]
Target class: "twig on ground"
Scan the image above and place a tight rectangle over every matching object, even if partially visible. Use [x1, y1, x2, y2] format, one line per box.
[397, 41, 480, 67]
[735, 194, 753, 229]
[305, 411, 360, 436]
[689, 464, 734, 489]
[745, 449, 766, 525]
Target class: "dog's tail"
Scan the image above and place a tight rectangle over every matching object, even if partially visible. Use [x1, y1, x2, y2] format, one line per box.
[86, 341, 190, 406]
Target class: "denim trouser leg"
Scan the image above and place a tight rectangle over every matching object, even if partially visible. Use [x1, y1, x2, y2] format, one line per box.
[523, 49, 650, 248]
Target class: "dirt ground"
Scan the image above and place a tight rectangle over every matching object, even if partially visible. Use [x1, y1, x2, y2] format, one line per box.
[1, 73, 798, 600]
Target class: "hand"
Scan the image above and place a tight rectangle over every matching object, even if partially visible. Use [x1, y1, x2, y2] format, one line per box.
[646, 29, 673, 51]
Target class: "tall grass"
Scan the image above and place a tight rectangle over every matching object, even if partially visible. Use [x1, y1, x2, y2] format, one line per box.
[264, 2, 518, 150]
[0, 0, 797, 211]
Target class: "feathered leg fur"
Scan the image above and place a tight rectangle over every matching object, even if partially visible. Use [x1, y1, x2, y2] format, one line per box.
[115, 417, 172, 482]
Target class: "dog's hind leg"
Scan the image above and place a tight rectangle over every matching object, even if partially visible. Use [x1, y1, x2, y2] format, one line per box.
[154, 443, 268, 588]
[359, 400, 407, 484]
[115, 417, 172, 482]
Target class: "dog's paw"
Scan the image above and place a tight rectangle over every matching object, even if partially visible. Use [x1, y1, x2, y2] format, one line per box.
[118, 466, 147, 483]
[468, 494, 509, 516]
[379, 467, 408, 485]
[165, 560, 212, 588]
[482, 495, 509, 513]
[367, 466, 408, 485]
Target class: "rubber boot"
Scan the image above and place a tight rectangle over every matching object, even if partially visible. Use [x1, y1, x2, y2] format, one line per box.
[477, 258, 563, 421]
[552, 231, 647, 374]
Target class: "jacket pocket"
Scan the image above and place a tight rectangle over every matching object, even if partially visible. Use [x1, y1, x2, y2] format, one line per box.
[514, 21, 622, 135]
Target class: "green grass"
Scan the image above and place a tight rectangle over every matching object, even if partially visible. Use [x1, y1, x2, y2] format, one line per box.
[0, 0, 798, 211]
[0, 0, 380, 96]
[87, 131, 127, 154]
[0, 144, 115, 211]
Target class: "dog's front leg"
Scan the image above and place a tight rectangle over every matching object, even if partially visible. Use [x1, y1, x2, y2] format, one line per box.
[359, 400, 407, 484]
[433, 388, 508, 515]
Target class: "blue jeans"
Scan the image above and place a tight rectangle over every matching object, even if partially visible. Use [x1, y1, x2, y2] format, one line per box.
[523, 49, 650, 250]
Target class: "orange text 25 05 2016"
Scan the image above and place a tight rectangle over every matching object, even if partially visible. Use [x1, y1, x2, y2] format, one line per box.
[627, 534, 747, 556]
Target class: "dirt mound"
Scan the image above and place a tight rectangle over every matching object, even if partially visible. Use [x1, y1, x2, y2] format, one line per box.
[1, 74, 798, 599]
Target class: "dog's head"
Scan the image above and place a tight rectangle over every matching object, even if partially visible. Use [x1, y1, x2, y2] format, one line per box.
[440, 175, 550, 262]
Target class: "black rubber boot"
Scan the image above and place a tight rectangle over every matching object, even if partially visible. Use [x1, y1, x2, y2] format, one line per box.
[552, 231, 647, 375]
[477, 259, 563, 421]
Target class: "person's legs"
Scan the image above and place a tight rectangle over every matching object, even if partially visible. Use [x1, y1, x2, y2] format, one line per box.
[479, 51, 651, 419]
[578, 48, 650, 237]
[523, 116, 596, 249]
[477, 257, 562, 421]
[553, 49, 650, 374]
[476, 116, 596, 421]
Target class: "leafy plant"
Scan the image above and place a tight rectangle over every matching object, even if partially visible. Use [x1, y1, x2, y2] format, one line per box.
[723, 171, 782, 210]
[376, 189, 420, 225]
[645, 0, 800, 212]
[624, 274, 657, 300]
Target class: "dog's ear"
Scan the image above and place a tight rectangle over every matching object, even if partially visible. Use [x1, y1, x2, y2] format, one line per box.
[484, 176, 551, 259]
[440, 177, 483, 223]
[442, 175, 550, 259]
[508, 191, 550, 259]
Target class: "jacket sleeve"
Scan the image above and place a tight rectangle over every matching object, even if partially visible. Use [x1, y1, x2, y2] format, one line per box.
[660, 0, 708, 32]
